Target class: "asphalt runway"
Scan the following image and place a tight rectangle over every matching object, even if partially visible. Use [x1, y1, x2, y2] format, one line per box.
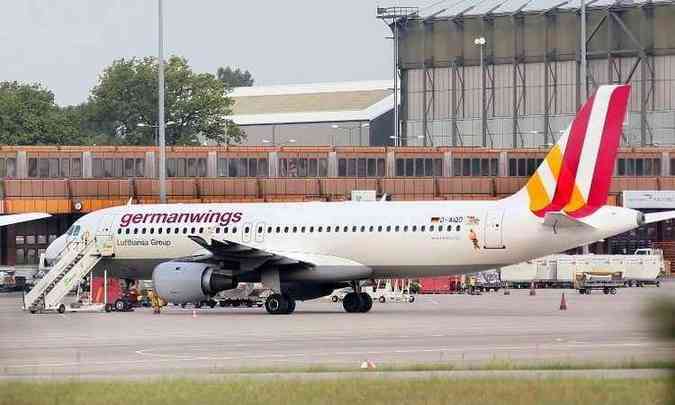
[1, 283, 673, 378]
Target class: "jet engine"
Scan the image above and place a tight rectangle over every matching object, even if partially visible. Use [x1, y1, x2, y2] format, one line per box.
[152, 262, 237, 304]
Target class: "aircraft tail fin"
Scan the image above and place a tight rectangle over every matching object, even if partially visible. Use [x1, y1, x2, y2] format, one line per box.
[520, 85, 631, 219]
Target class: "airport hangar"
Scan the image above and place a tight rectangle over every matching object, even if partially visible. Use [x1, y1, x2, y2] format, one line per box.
[0, 1, 675, 272]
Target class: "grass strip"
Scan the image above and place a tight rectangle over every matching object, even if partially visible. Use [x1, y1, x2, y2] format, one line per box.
[1, 377, 673, 405]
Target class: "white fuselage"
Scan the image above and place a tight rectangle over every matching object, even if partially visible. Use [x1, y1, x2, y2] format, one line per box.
[57, 196, 641, 282]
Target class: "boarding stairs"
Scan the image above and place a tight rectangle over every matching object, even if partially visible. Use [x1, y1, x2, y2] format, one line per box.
[24, 239, 108, 313]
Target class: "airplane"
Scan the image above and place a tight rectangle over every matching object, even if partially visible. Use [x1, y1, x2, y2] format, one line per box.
[37, 84, 675, 315]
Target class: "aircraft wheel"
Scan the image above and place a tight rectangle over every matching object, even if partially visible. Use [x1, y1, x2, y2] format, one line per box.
[378, 296, 386, 304]
[57, 304, 66, 314]
[219, 301, 227, 307]
[265, 293, 289, 315]
[359, 293, 372, 313]
[408, 295, 415, 303]
[208, 300, 216, 309]
[284, 295, 296, 314]
[603, 288, 609, 295]
[114, 299, 126, 312]
[194, 301, 203, 309]
[331, 295, 339, 303]
[610, 288, 617, 295]
[342, 292, 362, 313]
[104, 303, 113, 312]
[656, 281, 661, 288]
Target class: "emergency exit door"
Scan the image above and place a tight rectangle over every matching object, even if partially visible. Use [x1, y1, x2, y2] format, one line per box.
[483, 211, 505, 249]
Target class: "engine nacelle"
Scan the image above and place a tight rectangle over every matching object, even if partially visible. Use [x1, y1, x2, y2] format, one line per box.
[152, 262, 237, 304]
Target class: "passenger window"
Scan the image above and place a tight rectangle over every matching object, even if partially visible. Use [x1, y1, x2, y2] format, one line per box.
[335, 227, 340, 233]
[386, 226, 391, 232]
[343, 226, 348, 232]
[267, 226, 272, 233]
[395, 226, 400, 232]
[117, 229, 122, 234]
[301, 226, 306, 233]
[447, 225, 452, 231]
[412, 226, 417, 232]
[456, 225, 461, 231]
[232, 227, 237, 233]
[318, 227, 323, 232]
[244, 227, 250, 233]
[284, 226, 289, 233]
[125, 229, 130, 234]
[191, 227, 195, 234]
[352, 226, 357, 232]
[369, 226, 374, 232]
[150, 228, 154, 234]
[327, 226, 331, 232]
[276, 226, 281, 233]
[174, 228, 179, 234]
[224, 227, 229, 234]
[258, 226, 263, 233]
[215, 228, 220, 234]
[293, 226, 297, 233]
[421, 226, 426, 232]
[158, 228, 163, 234]
[142, 228, 147, 234]
[183, 228, 187, 234]
[430, 225, 434, 232]
[199, 227, 204, 233]
[403, 225, 408, 232]
[310, 226, 314, 233]
[378, 226, 383, 232]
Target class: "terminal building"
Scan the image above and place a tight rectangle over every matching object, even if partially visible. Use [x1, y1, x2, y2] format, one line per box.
[1, 1, 674, 269]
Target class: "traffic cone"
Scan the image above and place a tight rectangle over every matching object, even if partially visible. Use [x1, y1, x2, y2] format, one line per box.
[192, 309, 197, 318]
[559, 293, 567, 311]
[529, 282, 536, 296]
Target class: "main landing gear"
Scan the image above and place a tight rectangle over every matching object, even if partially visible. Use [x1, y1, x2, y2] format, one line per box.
[265, 293, 296, 315]
[342, 281, 373, 313]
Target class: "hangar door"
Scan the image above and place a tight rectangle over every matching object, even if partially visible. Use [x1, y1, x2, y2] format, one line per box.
[483, 211, 504, 249]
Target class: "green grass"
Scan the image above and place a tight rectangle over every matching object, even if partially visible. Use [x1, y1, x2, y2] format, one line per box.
[1, 378, 672, 405]
[216, 358, 675, 374]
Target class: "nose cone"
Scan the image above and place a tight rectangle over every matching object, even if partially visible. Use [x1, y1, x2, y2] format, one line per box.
[44, 234, 68, 264]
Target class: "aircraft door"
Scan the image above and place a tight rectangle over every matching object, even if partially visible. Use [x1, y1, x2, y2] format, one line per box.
[254, 222, 266, 243]
[95, 214, 116, 256]
[483, 210, 505, 249]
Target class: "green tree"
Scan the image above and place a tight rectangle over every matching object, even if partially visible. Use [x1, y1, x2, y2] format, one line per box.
[216, 66, 254, 87]
[88, 56, 243, 145]
[0, 81, 83, 145]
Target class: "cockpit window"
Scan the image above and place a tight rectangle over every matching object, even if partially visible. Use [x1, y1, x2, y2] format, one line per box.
[72, 225, 81, 237]
[66, 226, 74, 236]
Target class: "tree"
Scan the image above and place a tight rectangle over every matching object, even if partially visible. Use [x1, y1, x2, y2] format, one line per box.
[216, 66, 254, 87]
[0, 82, 84, 145]
[88, 56, 244, 146]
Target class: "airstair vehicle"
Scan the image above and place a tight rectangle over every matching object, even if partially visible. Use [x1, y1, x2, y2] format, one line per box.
[23, 218, 115, 314]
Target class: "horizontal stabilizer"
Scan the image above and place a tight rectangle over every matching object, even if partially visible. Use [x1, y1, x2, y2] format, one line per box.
[543, 211, 595, 230]
[644, 211, 675, 224]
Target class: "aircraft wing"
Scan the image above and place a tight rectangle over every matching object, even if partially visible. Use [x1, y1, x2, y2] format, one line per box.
[185, 236, 369, 275]
[644, 210, 675, 224]
[543, 211, 595, 232]
[0, 213, 51, 227]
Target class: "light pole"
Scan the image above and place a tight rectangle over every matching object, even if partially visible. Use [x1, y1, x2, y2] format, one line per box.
[581, 0, 587, 100]
[474, 37, 486, 147]
[157, 0, 167, 203]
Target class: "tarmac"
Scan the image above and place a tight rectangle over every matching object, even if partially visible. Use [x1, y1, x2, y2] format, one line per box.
[0, 283, 673, 379]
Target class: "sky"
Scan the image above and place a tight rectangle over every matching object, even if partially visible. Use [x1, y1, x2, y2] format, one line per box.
[1, 0, 414, 106]
[1, 0, 596, 106]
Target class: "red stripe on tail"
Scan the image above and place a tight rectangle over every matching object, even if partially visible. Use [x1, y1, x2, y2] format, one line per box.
[567, 85, 630, 218]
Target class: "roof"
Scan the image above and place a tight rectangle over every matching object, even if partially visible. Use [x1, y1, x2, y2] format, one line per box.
[228, 80, 396, 126]
[413, 0, 656, 18]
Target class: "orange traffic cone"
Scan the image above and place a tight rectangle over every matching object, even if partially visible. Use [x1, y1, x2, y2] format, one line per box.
[559, 293, 567, 311]
[529, 282, 536, 296]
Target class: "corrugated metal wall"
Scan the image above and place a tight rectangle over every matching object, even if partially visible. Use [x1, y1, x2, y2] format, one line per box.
[398, 3, 675, 147]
